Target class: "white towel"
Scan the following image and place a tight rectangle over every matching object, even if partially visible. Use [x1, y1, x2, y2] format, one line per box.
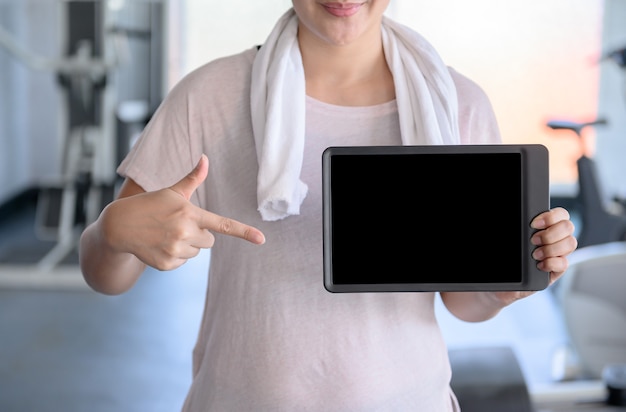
[251, 8, 460, 221]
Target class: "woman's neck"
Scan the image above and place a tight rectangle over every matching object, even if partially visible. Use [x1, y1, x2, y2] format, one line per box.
[299, 26, 395, 106]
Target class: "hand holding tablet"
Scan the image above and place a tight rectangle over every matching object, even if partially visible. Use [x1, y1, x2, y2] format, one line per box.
[322, 144, 550, 292]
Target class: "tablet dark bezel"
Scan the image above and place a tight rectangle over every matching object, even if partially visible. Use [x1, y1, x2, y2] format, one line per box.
[322, 144, 550, 293]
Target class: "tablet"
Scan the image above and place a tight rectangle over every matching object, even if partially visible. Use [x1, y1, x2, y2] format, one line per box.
[322, 144, 550, 293]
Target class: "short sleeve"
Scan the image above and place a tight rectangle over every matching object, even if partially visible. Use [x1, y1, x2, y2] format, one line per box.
[450, 67, 503, 145]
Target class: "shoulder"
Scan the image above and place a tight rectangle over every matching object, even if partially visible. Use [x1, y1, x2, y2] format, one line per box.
[448, 67, 492, 108]
[168, 47, 258, 101]
[448, 67, 502, 144]
[187, 47, 257, 81]
[119, 47, 259, 197]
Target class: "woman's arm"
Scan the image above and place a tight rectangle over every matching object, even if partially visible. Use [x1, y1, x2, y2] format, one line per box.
[79, 177, 149, 295]
[79, 155, 265, 295]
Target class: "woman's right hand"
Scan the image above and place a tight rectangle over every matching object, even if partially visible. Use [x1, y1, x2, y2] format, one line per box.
[98, 154, 265, 272]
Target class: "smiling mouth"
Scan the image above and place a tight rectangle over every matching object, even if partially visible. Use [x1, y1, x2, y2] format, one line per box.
[322, 2, 363, 17]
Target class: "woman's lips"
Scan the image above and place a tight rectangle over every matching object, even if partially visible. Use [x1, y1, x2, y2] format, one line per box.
[322, 2, 363, 17]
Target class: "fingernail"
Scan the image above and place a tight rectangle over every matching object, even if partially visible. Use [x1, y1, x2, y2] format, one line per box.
[253, 232, 266, 245]
[531, 219, 545, 229]
[533, 249, 544, 260]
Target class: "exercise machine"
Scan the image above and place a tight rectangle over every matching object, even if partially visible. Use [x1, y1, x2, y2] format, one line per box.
[547, 45, 626, 249]
[0, 1, 165, 272]
[546, 118, 626, 248]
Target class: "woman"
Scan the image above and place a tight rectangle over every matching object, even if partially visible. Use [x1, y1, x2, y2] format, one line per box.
[79, 1, 577, 410]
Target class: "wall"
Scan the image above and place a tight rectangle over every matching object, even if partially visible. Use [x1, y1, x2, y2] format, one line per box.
[0, 2, 60, 204]
[596, 0, 626, 202]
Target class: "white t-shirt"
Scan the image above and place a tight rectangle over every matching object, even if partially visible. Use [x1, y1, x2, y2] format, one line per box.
[118, 47, 501, 412]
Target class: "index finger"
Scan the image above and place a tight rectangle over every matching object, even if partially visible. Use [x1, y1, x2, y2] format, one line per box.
[198, 209, 265, 245]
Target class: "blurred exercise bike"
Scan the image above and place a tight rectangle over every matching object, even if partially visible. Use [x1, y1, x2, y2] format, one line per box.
[546, 46, 626, 249]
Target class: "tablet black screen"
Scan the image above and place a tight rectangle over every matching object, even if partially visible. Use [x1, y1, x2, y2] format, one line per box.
[328, 151, 523, 285]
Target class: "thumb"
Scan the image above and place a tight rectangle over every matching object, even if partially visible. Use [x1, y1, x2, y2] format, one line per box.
[170, 154, 208, 201]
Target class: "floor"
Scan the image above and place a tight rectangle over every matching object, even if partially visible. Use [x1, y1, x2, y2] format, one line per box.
[0, 191, 618, 411]
[0, 192, 209, 412]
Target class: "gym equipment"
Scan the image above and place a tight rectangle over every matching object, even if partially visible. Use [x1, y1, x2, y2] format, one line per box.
[449, 346, 534, 412]
[546, 118, 626, 248]
[0, 1, 164, 272]
[554, 241, 626, 381]
[547, 44, 626, 249]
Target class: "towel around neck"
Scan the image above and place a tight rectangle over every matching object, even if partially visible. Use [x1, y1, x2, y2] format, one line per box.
[250, 8, 460, 221]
